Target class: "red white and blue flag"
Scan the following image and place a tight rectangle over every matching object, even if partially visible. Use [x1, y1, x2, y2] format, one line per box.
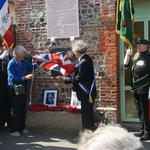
[32, 51, 75, 76]
[0, 0, 14, 49]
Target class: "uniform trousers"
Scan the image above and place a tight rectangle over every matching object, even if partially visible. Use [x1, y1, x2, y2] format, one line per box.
[9, 87, 27, 133]
[134, 89, 150, 134]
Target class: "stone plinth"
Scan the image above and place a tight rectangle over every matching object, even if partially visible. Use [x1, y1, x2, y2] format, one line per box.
[26, 111, 82, 136]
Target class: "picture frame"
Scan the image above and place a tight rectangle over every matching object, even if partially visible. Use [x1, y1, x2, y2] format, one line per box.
[44, 90, 58, 106]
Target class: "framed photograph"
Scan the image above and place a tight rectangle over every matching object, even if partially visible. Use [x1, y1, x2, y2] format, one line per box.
[70, 91, 81, 109]
[44, 90, 58, 106]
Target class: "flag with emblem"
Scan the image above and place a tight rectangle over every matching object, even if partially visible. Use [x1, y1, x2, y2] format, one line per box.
[0, 0, 14, 49]
[32, 51, 75, 76]
[116, 0, 134, 51]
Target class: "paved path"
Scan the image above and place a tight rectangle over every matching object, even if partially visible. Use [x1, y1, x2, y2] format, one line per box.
[0, 129, 79, 150]
[141, 139, 150, 150]
[0, 129, 150, 150]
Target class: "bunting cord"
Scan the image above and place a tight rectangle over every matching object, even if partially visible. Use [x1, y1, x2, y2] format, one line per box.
[115, 0, 120, 34]
[119, 0, 123, 12]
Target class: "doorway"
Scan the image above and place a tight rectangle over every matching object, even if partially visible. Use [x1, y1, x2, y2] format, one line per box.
[120, 0, 150, 122]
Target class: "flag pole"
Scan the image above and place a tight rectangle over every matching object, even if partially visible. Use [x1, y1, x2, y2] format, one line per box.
[29, 65, 35, 105]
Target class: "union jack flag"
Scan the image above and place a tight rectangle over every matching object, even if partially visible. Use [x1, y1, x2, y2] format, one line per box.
[32, 51, 75, 76]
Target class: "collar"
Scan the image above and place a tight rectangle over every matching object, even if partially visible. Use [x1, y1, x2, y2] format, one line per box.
[14, 57, 19, 64]
[78, 54, 86, 62]
[14, 57, 23, 65]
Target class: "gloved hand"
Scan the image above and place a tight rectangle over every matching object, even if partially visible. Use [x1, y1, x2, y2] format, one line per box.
[124, 49, 132, 66]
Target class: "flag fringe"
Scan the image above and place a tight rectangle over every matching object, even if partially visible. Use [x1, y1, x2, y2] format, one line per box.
[120, 34, 133, 51]
[0, 35, 14, 51]
[115, 0, 120, 34]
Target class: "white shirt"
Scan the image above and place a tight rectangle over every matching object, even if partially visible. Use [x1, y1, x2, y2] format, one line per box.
[78, 54, 86, 62]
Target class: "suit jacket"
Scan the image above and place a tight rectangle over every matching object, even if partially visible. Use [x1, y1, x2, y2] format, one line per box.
[46, 97, 54, 104]
[64, 54, 97, 102]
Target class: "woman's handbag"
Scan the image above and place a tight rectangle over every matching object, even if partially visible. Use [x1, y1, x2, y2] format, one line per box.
[13, 84, 25, 95]
[9, 76, 25, 95]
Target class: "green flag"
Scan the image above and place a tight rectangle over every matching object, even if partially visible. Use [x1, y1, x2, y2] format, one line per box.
[116, 0, 134, 51]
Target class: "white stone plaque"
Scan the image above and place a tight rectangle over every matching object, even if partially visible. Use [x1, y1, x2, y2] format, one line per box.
[45, 0, 79, 39]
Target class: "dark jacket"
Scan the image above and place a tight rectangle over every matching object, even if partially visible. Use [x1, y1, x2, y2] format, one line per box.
[132, 52, 150, 94]
[64, 54, 97, 102]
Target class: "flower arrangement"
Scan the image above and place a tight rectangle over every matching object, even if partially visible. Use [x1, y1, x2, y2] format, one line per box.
[28, 104, 81, 114]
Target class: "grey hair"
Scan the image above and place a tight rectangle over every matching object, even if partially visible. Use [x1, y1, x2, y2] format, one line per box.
[13, 46, 26, 57]
[78, 124, 144, 150]
[71, 40, 88, 54]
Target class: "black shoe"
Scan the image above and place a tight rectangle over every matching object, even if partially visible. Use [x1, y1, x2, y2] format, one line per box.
[134, 131, 144, 137]
[140, 134, 150, 141]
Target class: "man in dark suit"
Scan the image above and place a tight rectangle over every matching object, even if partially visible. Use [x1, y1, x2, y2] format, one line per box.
[46, 93, 54, 104]
[56, 40, 97, 131]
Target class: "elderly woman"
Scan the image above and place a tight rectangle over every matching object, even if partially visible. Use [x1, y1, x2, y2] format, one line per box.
[56, 40, 97, 131]
[7, 46, 34, 136]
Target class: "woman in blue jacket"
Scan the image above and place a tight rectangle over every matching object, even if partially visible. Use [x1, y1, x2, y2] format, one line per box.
[8, 46, 34, 137]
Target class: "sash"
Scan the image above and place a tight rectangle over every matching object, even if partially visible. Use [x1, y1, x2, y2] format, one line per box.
[78, 65, 95, 103]
[131, 74, 150, 91]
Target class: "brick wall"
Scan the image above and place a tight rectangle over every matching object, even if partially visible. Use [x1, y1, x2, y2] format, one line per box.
[98, 0, 120, 122]
[14, 0, 120, 123]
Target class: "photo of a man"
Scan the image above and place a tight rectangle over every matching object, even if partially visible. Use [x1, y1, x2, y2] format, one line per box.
[46, 93, 54, 105]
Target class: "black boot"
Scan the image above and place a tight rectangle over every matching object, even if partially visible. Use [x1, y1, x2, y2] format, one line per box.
[134, 130, 144, 137]
[140, 134, 150, 141]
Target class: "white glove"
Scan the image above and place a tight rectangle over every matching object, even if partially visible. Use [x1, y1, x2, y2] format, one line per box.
[0, 50, 9, 60]
[124, 49, 132, 66]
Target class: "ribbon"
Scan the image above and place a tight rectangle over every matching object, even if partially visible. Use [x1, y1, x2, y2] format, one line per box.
[78, 65, 95, 103]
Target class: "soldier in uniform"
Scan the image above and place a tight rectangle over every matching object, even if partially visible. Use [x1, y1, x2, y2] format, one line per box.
[131, 39, 150, 141]
[0, 41, 11, 131]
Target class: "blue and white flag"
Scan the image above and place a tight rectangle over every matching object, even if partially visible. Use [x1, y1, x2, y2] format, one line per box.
[0, 0, 14, 49]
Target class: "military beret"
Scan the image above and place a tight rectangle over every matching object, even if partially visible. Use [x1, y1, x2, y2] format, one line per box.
[137, 39, 150, 45]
